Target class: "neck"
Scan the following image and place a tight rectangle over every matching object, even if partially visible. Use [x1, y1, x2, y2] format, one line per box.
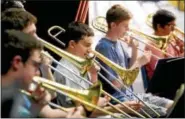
[65, 47, 74, 54]
[106, 30, 119, 41]
[2, 72, 17, 87]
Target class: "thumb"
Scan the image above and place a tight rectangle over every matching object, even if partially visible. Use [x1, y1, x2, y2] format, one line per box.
[104, 95, 111, 102]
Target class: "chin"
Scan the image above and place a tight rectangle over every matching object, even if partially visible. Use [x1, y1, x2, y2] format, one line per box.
[118, 33, 124, 37]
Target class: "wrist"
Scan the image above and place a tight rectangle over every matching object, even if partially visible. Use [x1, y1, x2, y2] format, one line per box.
[90, 73, 98, 83]
[131, 44, 137, 49]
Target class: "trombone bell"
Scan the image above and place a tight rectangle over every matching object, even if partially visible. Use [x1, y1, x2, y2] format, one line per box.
[93, 51, 139, 87]
[33, 76, 102, 112]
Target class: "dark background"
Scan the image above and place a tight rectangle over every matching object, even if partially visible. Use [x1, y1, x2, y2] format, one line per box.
[24, 0, 87, 61]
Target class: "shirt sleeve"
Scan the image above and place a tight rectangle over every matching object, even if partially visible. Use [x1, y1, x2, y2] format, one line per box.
[95, 43, 119, 82]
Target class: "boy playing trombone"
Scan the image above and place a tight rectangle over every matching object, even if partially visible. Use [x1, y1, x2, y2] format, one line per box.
[95, 4, 174, 117]
[1, 8, 85, 118]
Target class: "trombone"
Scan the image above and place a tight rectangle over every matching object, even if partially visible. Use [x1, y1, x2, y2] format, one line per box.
[146, 13, 184, 53]
[47, 26, 161, 117]
[41, 51, 139, 118]
[37, 36, 94, 77]
[92, 16, 174, 58]
[21, 76, 122, 118]
[43, 51, 157, 118]
[38, 36, 143, 118]
[146, 13, 184, 55]
[20, 89, 69, 113]
[47, 25, 139, 87]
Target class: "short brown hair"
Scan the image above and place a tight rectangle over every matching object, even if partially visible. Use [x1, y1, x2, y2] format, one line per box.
[152, 9, 176, 31]
[63, 21, 94, 49]
[106, 4, 132, 28]
[1, 8, 37, 31]
[2, 30, 43, 75]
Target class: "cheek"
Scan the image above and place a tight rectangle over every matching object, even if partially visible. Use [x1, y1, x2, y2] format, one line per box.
[117, 27, 125, 36]
[164, 27, 171, 32]
[76, 45, 87, 56]
[119, 27, 126, 33]
[22, 66, 37, 86]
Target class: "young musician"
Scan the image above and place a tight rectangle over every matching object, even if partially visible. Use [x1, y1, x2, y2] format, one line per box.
[145, 9, 184, 80]
[54, 21, 144, 117]
[95, 4, 174, 117]
[1, 30, 47, 117]
[1, 8, 85, 118]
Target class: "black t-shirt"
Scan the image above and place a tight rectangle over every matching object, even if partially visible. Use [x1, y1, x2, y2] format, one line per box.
[1, 98, 14, 118]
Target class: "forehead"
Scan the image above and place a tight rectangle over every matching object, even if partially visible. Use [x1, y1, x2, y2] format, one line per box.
[117, 19, 130, 26]
[167, 20, 176, 25]
[79, 36, 93, 44]
[29, 50, 41, 61]
[22, 22, 36, 33]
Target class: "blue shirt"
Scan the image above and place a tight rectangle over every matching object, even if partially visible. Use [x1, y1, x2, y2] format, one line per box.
[1, 80, 32, 118]
[18, 95, 32, 118]
[95, 38, 134, 103]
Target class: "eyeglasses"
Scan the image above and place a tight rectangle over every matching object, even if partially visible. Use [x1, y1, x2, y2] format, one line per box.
[166, 23, 176, 28]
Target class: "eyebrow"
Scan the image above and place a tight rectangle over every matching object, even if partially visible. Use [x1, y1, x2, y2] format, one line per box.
[33, 60, 42, 65]
[167, 23, 176, 25]
[30, 30, 36, 34]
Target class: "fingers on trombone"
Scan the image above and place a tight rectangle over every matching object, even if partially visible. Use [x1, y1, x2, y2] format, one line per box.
[41, 51, 53, 59]
[32, 86, 50, 105]
[104, 95, 111, 102]
[41, 51, 53, 66]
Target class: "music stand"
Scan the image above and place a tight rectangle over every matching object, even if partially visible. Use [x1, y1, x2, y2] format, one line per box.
[166, 83, 184, 118]
[146, 57, 185, 100]
[146, 57, 185, 117]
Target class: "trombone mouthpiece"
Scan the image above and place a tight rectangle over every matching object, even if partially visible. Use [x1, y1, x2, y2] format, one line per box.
[87, 52, 95, 59]
[28, 82, 38, 92]
[125, 31, 132, 36]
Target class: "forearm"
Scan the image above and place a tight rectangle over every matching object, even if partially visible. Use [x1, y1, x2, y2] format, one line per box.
[89, 104, 123, 118]
[47, 68, 55, 82]
[39, 105, 68, 118]
[46, 68, 57, 98]
[90, 73, 98, 84]
[129, 47, 138, 68]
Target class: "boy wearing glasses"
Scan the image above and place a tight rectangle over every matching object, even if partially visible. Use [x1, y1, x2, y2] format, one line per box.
[1, 8, 85, 118]
[1, 30, 45, 117]
[145, 9, 184, 80]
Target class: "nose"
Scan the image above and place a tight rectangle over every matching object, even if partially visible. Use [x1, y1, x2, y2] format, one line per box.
[171, 26, 175, 31]
[88, 46, 92, 51]
[33, 34, 39, 40]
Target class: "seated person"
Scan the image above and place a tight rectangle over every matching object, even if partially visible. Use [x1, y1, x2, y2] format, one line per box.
[145, 9, 184, 80]
[95, 4, 174, 117]
[1, 8, 85, 118]
[54, 21, 144, 118]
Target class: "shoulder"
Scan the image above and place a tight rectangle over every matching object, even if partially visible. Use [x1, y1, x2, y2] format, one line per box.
[117, 40, 125, 47]
[56, 58, 74, 69]
[54, 58, 80, 76]
[96, 38, 112, 51]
